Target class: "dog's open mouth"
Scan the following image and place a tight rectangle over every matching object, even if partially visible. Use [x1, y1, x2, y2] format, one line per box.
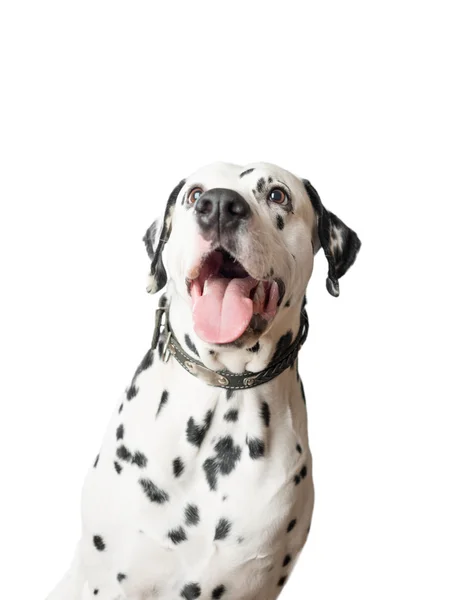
[187, 248, 279, 344]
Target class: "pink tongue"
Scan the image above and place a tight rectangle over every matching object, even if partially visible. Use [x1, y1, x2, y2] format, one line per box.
[192, 276, 257, 344]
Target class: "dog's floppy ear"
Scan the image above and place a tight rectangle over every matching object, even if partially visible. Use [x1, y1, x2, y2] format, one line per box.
[303, 179, 361, 297]
[144, 179, 186, 294]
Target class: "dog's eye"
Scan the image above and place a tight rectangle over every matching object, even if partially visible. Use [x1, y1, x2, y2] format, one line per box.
[268, 188, 288, 205]
[188, 187, 204, 205]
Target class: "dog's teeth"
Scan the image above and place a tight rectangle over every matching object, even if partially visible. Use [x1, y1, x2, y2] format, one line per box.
[188, 266, 200, 279]
[253, 282, 265, 306]
[203, 278, 210, 295]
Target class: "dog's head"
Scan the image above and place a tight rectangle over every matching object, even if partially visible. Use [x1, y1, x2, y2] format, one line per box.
[144, 162, 360, 348]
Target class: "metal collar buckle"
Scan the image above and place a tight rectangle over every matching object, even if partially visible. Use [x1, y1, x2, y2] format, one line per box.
[162, 331, 173, 363]
[151, 307, 166, 351]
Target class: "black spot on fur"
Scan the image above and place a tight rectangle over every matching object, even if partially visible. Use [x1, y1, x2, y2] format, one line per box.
[276, 214, 284, 230]
[278, 576, 287, 587]
[117, 573, 127, 582]
[126, 385, 138, 401]
[287, 519, 297, 533]
[270, 330, 293, 364]
[226, 389, 235, 400]
[203, 457, 218, 490]
[114, 461, 122, 474]
[93, 454, 99, 468]
[118, 403, 124, 414]
[93, 590, 98, 595]
[284, 299, 291, 308]
[116, 445, 132, 462]
[214, 518, 231, 540]
[185, 503, 200, 526]
[209, 349, 215, 355]
[256, 177, 266, 193]
[173, 457, 185, 478]
[134, 349, 154, 378]
[216, 437, 242, 472]
[168, 526, 187, 544]
[116, 424, 124, 441]
[156, 390, 169, 416]
[296, 443, 303, 454]
[294, 475, 301, 485]
[224, 409, 239, 422]
[186, 410, 213, 447]
[181, 583, 201, 599]
[117, 445, 147, 468]
[240, 168, 254, 178]
[185, 334, 200, 357]
[93, 535, 105, 551]
[300, 465, 308, 479]
[132, 451, 148, 468]
[139, 478, 169, 504]
[212, 585, 226, 599]
[127, 350, 153, 400]
[260, 401, 270, 427]
[247, 341, 260, 353]
[203, 436, 242, 491]
[283, 554, 292, 567]
[247, 437, 265, 459]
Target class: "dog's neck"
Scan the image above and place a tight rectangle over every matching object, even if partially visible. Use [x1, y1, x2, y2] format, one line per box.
[165, 282, 305, 374]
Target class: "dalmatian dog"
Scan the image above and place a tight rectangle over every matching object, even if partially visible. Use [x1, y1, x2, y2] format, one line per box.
[46, 162, 360, 600]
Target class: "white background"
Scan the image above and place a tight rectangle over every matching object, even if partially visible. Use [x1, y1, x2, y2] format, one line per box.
[1, 1, 455, 598]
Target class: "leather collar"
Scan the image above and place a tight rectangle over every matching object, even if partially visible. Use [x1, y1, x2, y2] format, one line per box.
[151, 298, 309, 390]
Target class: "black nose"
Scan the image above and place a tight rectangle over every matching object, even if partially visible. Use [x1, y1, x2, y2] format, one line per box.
[195, 188, 251, 232]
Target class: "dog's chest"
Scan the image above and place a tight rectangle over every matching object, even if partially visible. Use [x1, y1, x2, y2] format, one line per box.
[81, 351, 313, 598]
